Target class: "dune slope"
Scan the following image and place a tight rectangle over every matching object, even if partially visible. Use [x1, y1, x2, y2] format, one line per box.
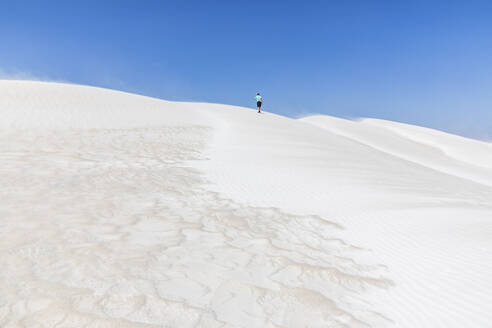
[1, 80, 491, 328]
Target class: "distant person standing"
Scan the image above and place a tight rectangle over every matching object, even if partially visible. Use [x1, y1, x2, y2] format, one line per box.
[255, 93, 263, 113]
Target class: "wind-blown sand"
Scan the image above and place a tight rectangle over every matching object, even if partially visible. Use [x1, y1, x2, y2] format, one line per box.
[1, 80, 491, 327]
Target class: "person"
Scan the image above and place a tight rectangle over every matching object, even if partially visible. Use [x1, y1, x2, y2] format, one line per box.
[255, 93, 263, 113]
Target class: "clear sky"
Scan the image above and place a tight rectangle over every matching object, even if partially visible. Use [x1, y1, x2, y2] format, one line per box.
[1, 0, 491, 140]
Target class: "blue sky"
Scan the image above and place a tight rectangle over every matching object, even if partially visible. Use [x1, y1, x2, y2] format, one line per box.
[1, 1, 491, 140]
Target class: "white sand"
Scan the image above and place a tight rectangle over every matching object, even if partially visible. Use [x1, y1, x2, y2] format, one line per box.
[1, 80, 491, 327]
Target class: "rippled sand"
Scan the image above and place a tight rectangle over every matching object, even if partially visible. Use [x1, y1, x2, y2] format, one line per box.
[0, 127, 390, 327]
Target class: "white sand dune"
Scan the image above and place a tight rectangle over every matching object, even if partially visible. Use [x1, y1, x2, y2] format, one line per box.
[1, 80, 491, 328]
[300, 115, 492, 186]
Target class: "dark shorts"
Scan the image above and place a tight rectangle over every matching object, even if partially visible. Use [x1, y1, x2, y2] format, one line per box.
[257, 101, 262, 107]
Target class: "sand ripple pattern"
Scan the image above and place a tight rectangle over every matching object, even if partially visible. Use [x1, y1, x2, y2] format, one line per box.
[0, 127, 391, 327]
